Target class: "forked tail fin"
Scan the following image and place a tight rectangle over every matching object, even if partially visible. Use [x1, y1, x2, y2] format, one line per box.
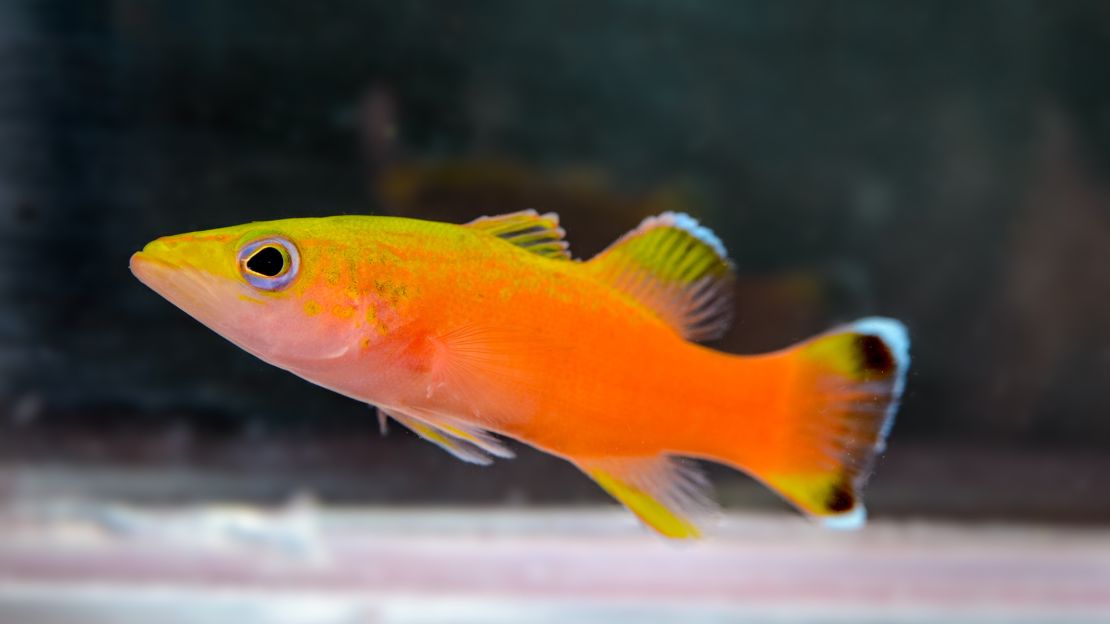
[750, 317, 909, 528]
[574, 317, 908, 539]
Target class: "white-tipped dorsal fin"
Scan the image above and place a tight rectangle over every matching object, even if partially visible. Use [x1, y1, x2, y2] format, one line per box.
[586, 212, 735, 341]
[577, 455, 719, 539]
[464, 210, 570, 259]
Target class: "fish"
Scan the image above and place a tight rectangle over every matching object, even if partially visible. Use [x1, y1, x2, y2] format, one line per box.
[130, 210, 909, 538]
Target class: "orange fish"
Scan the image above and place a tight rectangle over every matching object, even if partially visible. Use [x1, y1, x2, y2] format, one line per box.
[130, 211, 909, 538]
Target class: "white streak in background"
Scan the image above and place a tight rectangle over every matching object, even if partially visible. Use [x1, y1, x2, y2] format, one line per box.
[4, 494, 325, 561]
[0, 510, 1107, 623]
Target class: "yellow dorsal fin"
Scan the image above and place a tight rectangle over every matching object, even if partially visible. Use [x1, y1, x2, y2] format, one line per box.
[578, 455, 718, 539]
[464, 210, 570, 259]
[586, 212, 735, 341]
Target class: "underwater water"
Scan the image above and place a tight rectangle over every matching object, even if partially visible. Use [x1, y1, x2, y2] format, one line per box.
[0, 1, 1108, 622]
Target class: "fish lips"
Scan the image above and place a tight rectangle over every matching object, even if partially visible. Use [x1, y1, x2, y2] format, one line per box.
[130, 246, 253, 334]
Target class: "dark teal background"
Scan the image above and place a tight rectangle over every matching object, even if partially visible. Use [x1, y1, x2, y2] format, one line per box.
[1, 1, 1107, 521]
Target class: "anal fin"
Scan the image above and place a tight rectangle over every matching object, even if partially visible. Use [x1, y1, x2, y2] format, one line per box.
[577, 456, 718, 539]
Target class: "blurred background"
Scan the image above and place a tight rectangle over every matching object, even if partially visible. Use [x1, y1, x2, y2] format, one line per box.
[0, 1, 1108, 622]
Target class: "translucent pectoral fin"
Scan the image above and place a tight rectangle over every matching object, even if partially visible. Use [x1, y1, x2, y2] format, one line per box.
[577, 455, 719, 539]
[377, 406, 514, 466]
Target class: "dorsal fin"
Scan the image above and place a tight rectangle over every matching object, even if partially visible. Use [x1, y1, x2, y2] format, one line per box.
[586, 212, 735, 341]
[464, 210, 570, 259]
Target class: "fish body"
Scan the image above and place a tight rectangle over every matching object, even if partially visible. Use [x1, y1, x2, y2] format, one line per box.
[132, 211, 909, 538]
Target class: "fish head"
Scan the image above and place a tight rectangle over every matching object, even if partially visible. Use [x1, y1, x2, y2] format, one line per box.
[130, 218, 379, 370]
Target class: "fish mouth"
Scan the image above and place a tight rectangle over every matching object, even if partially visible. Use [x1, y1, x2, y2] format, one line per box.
[130, 236, 183, 272]
[130, 235, 180, 281]
[130, 247, 184, 298]
[129, 242, 228, 324]
[130, 250, 173, 276]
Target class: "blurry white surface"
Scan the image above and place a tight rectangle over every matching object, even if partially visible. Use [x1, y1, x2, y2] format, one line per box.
[0, 505, 1106, 624]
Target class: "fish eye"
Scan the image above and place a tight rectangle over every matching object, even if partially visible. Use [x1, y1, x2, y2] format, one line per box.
[238, 237, 299, 291]
[246, 246, 285, 277]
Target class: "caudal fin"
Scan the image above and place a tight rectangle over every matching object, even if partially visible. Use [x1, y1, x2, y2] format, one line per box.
[751, 317, 909, 528]
[572, 317, 908, 539]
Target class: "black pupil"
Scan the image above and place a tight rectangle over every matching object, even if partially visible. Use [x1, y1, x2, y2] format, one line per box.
[247, 246, 285, 277]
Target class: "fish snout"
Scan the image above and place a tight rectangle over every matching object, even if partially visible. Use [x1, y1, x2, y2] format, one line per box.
[130, 240, 174, 273]
[130, 233, 209, 272]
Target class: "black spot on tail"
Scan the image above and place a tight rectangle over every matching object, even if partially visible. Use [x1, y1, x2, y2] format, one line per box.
[826, 481, 856, 513]
[855, 334, 895, 376]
